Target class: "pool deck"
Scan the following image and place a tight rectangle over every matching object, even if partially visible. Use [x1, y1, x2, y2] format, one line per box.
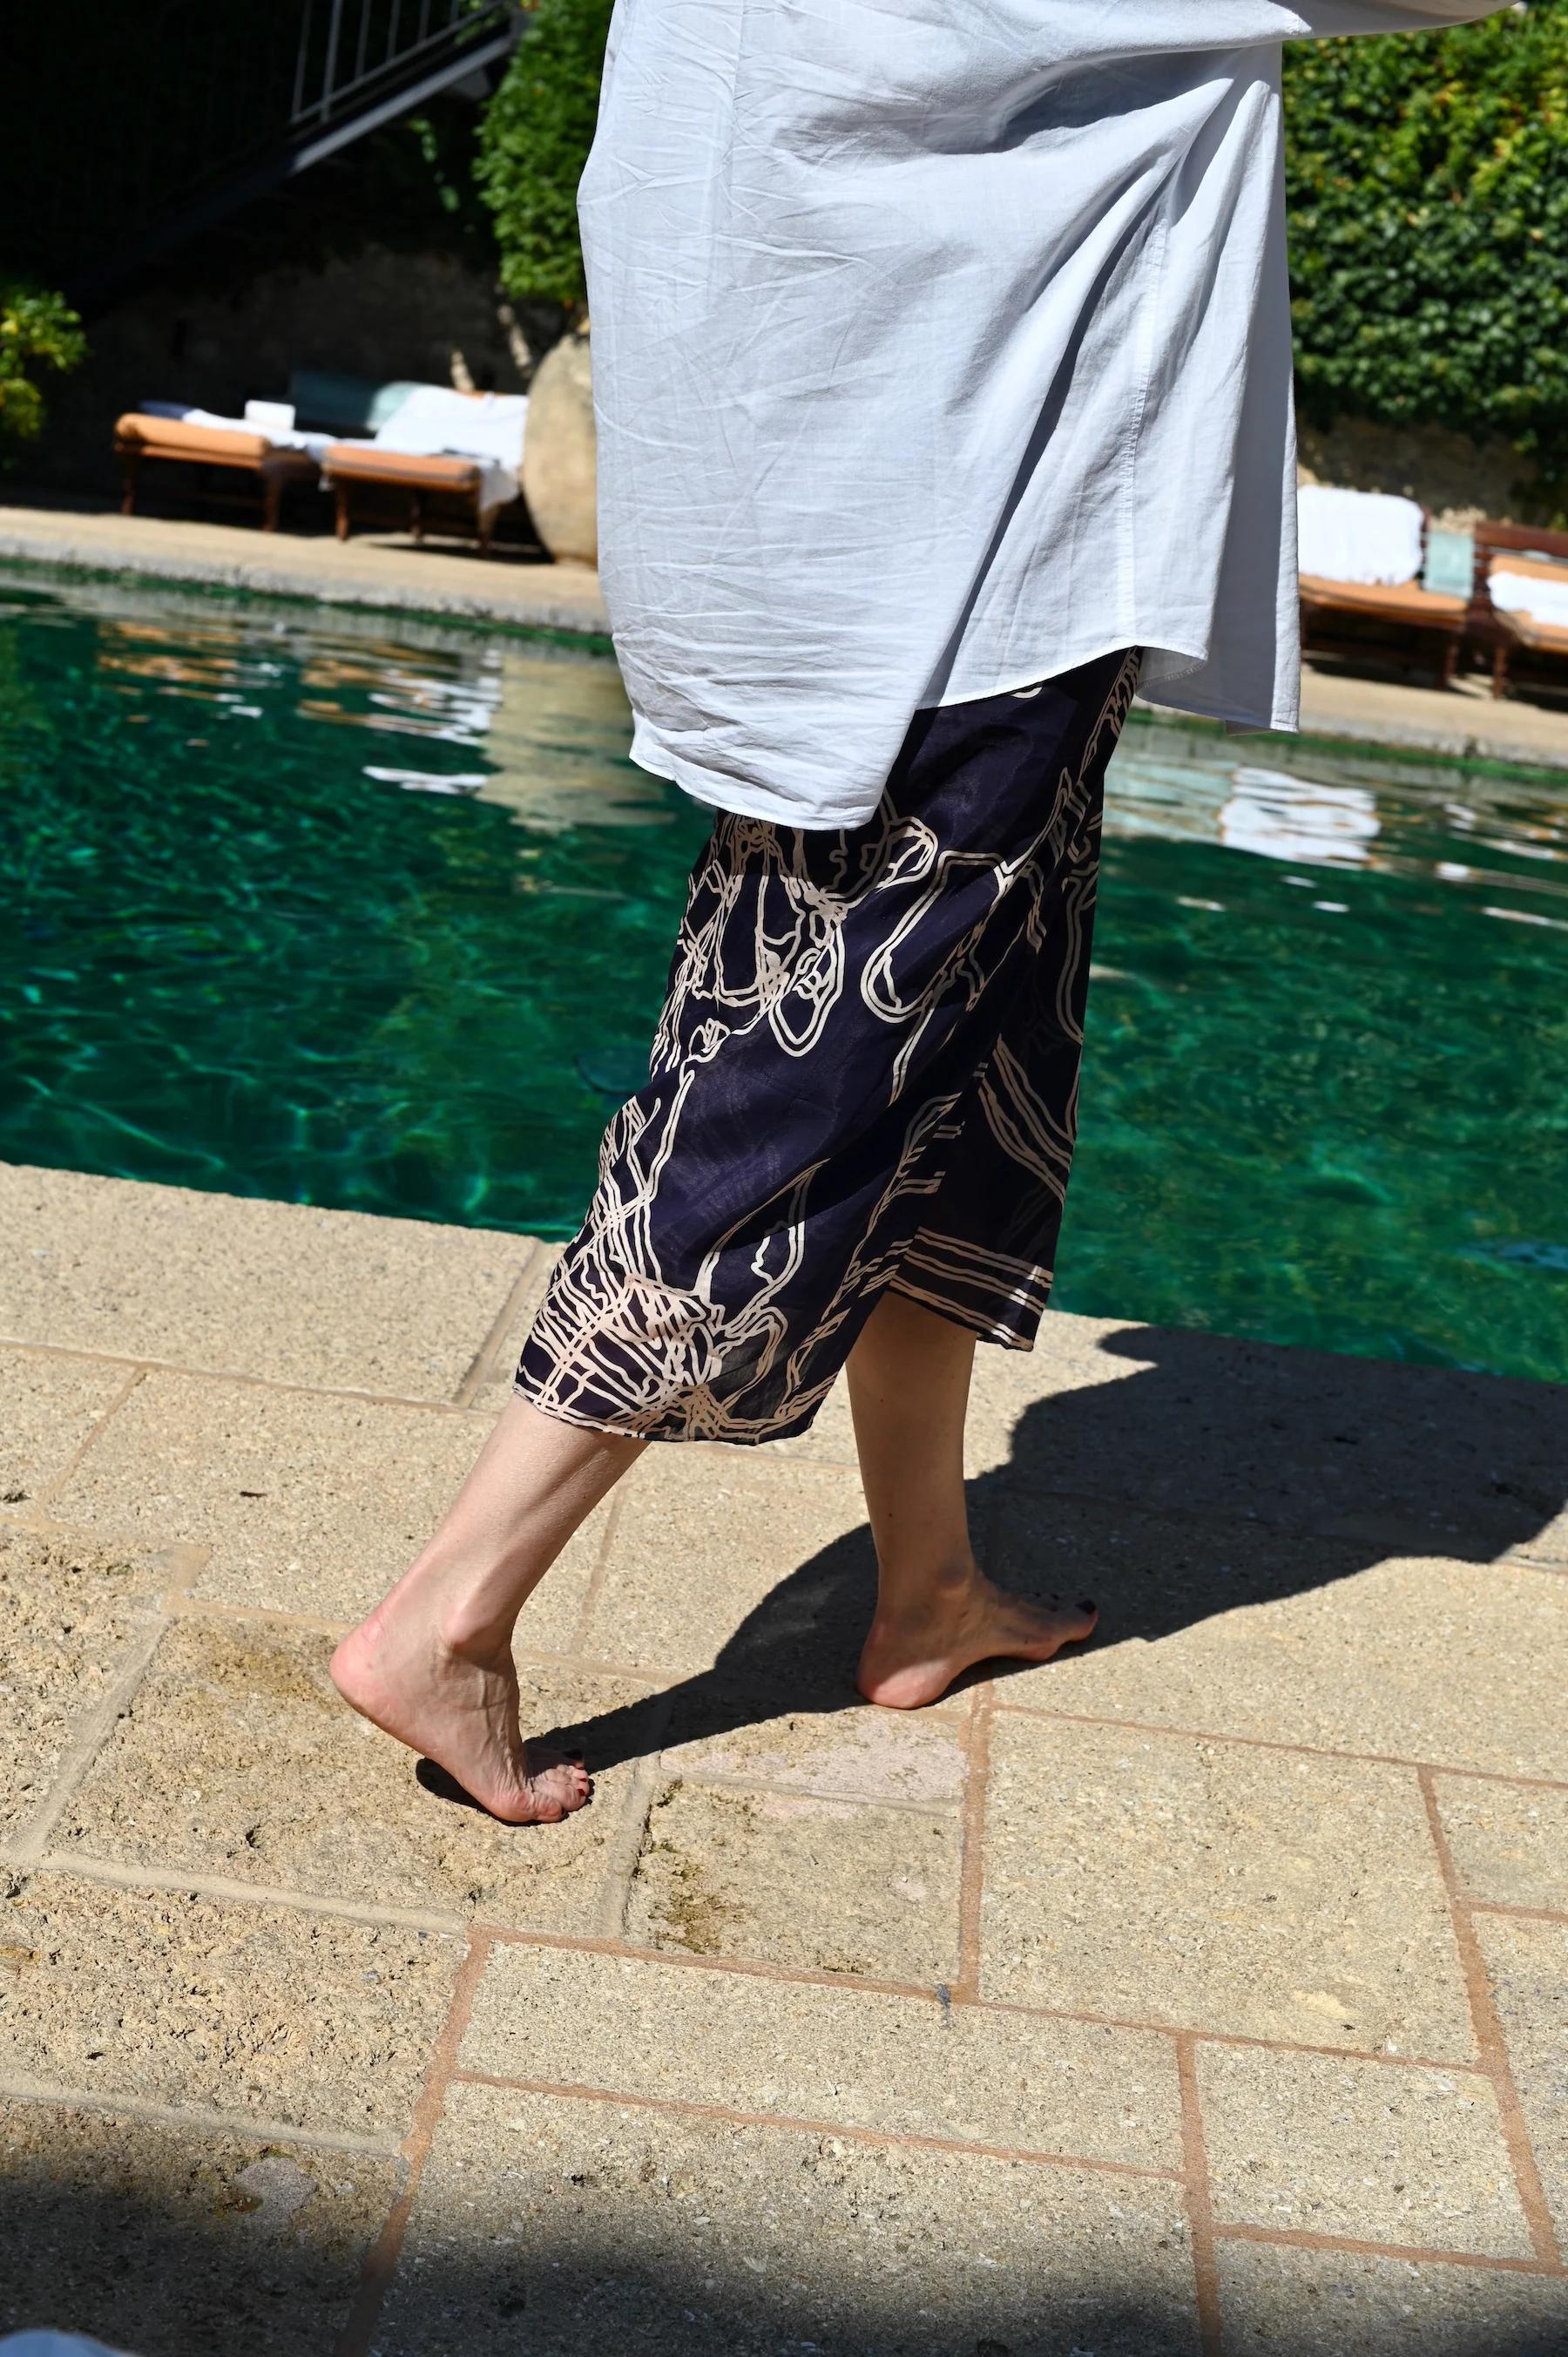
[6, 495, 1568, 775]
[1, 1159, 1565, 2354]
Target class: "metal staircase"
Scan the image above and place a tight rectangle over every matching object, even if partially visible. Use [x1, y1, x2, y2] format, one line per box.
[3, 0, 523, 306]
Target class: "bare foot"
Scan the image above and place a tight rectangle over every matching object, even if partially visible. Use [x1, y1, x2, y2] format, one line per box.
[329, 1609, 591, 1825]
[855, 1572, 1097, 1710]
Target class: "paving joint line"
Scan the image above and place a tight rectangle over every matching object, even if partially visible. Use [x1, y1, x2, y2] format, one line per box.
[1210, 2219, 1565, 2276]
[0, 2074, 399, 2158]
[468, 1923, 1491, 2074]
[27, 1363, 148, 1513]
[1417, 1767, 1563, 2270]
[31, 1848, 467, 1935]
[0, 1334, 504, 1416]
[334, 1927, 496, 2357]
[667, 1766, 960, 1819]
[448, 2067, 1181, 2183]
[8, 1615, 170, 1866]
[593, 1692, 676, 1939]
[1470, 1899, 1568, 1927]
[1175, 2034, 1225, 2356]
[450, 1249, 542, 1408]
[990, 1697, 1568, 1794]
[481, 1921, 936, 2000]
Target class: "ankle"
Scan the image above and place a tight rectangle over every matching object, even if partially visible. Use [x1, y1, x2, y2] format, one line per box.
[872, 1553, 981, 1624]
[433, 1600, 518, 1662]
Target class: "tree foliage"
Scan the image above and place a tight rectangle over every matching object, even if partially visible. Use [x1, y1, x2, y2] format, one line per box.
[474, 0, 613, 310]
[1284, 3, 1568, 452]
[0, 284, 85, 457]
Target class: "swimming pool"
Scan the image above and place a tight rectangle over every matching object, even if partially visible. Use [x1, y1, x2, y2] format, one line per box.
[3, 562, 1565, 1384]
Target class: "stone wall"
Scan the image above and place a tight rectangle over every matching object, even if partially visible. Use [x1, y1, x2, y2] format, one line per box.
[1296, 416, 1542, 529]
[29, 247, 563, 498]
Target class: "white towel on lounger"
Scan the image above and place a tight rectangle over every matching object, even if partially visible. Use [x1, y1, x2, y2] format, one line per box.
[1489, 567, 1568, 632]
[1297, 486, 1424, 587]
[372, 387, 529, 518]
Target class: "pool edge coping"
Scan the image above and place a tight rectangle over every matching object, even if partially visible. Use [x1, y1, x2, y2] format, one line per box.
[3, 529, 1568, 787]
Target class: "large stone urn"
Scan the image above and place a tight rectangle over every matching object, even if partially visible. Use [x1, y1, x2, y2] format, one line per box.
[522, 329, 597, 566]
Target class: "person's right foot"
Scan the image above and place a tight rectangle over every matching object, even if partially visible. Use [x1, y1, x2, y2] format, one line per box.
[329, 1606, 590, 1825]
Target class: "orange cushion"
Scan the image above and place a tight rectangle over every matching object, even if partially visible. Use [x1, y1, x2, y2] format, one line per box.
[114, 413, 272, 462]
[1299, 575, 1465, 623]
[321, 444, 482, 491]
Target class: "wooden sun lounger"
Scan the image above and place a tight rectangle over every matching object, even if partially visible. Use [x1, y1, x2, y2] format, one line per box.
[320, 443, 507, 554]
[1467, 522, 1568, 698]
[1299, 565, 1470, 690]
[113, 413, 319, 532]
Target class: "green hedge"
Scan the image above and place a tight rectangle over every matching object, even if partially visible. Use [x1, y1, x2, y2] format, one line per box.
[1284, 3, 1568, 457]
[476, 0, 613, 311]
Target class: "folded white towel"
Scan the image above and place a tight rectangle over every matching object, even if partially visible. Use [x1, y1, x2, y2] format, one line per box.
[1489, 567, 1568, 632]
[1298, 485, 1424, 587]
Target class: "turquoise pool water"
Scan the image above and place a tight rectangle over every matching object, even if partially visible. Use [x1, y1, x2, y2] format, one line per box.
[3, 564, 1565, 1383]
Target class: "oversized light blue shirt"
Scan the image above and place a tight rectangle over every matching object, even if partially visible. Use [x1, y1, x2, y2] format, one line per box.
[581, 2, 1511, 826]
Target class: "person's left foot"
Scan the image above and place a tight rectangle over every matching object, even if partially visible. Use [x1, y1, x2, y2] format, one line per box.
[855, 1572, 1096, 1710]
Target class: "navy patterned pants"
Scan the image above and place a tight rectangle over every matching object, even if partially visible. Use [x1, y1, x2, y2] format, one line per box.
[516, 647, 1139, 1444]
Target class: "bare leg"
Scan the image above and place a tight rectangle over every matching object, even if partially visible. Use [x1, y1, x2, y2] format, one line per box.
[331, 1396, 644, 1821]
[848, 1291, 1094, 1708]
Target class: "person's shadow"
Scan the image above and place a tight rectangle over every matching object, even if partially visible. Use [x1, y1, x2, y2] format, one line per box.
[511, 1320, 1566, 1777]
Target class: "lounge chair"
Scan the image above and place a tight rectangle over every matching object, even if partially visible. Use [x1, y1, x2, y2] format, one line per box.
[321, 385, 529, 555]
[1468, 520, 1568, 698]
[112, 407, 321, 532]
[1297, 485, 1470, 688]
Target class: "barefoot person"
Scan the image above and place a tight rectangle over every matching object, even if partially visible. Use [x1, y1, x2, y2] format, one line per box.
[333, 0, 1511, 1822]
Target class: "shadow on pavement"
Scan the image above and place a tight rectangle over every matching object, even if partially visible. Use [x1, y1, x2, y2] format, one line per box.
[3, 2146, 1565, 2357]
[539, 1323, 1568, 1775]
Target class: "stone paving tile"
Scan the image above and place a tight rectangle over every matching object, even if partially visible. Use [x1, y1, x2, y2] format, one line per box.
[990, 1519, 1568, 1781]
[1216, 2239, 1568, 2355]
[1219, 2236, 1568, 2357]
[1436, 1778, 1568, 1914]
[1475, 1913, 1568, 2246]
[0, 2096, 398, 2357]
[466, 1242, 563, 1410]
[627, 1777, 963, 1982]
[0, 1527, 162, 1846]
[983, 1318, 1568, 1564]
[982, 1715, 1474, 2056]
[963, 1313, 1157, 1476]
[380, 2079, 1200, 2356]
[659, 1694, 967, 1809]
[0, 1868, 461, 2138]
[462, 1943, 1183, 2173]
[1199, 2044, 1531, 2256]
[61, 1617, 662, 1934]
[0, 1161, 532, 1398]
[581, 1448, 876, 1680]
[48, 1370, 604, 1646]
[0, 1349, 129, 1510]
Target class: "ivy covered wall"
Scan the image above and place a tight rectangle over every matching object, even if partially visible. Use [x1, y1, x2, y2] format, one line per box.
[1284, 1, 1568, 487]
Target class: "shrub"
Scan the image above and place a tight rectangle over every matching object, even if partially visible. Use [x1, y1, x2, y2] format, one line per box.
[0, 283, 85, 457]
[1284, 3, 1568, 457]
[475, 0, 613, 311]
